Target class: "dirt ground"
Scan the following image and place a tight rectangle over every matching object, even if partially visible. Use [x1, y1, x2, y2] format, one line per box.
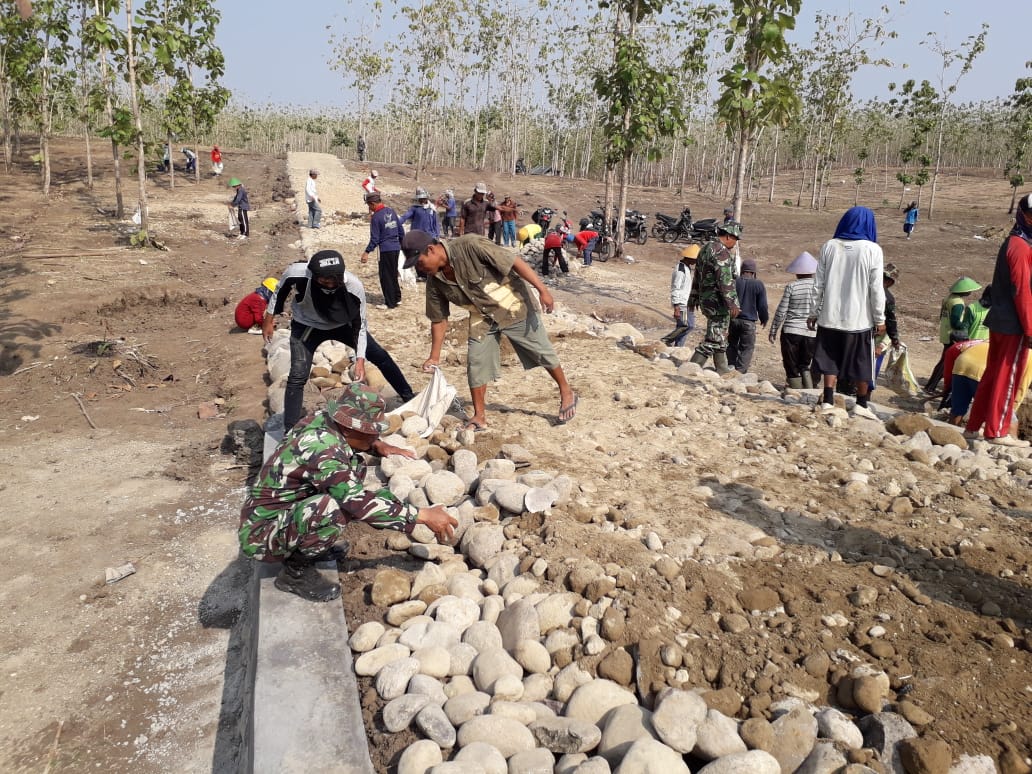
[0, 139, 1029, 773]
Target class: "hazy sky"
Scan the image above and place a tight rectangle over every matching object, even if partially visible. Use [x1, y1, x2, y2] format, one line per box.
[212, 0, 1024, 110]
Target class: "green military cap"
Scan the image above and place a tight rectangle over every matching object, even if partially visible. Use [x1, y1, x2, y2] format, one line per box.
[326, 382, 389, 435]
[717, 221, 742, 239]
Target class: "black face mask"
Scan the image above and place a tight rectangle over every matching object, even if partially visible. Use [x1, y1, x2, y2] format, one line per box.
[309, 277, 358, 325]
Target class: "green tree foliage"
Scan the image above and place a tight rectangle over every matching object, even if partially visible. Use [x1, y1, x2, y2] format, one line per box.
[717, 0, 802, 222]
[1004, 62, 1032, 213]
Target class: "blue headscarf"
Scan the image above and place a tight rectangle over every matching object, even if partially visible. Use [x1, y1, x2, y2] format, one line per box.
[833, 206, 877, 242]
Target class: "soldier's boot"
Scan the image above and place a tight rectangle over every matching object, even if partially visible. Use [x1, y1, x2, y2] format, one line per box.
[275, 551, 341, 602]
[690, 350, 708, 366]
[787, 377, 804, 389]
[311, 540, 350, 563]
[712, 352, 733, 375]
[801, 372, 814, 389]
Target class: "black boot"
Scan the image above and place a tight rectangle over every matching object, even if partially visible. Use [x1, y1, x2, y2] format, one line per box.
[275, 552, 341, 602]
[311, 541, 350, 563]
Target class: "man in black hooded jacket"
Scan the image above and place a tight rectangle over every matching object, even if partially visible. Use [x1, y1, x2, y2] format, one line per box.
[262, 250, 415, 428]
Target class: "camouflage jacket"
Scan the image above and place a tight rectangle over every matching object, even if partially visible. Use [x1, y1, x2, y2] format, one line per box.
[688, 239, 739, 317]
[238, 410, 418, 554]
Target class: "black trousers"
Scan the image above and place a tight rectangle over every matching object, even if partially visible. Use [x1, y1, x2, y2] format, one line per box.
[377, 249, 401, 308]
[727, 318, 758, 372]
[541, 247, 568, 275]
[237, 208, 249, 236]
[284, 321, 413, 428]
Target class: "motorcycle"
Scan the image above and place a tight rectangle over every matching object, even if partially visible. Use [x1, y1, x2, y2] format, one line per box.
[624, 209, 648, 245]
[515, 157, 527, 175]
[660, 207, 719, 244]
[532, 206, 556, 234]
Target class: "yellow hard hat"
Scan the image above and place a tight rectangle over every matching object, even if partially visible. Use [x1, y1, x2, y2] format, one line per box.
[262, 277, 279, 292]
[681, 244, 700, 260]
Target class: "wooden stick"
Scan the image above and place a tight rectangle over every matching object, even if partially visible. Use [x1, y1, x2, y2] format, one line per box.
[70, 393, 98, 429]
[42, 720, 62, 774]
[11, 362, 46, 376]
[20, 249, 129, 259]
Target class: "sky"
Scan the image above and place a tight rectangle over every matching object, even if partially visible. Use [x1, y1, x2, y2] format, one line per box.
[211, 0, 1026, 111]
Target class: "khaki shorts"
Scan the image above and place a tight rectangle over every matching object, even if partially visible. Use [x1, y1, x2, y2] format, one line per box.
[467, 311, 560, 388]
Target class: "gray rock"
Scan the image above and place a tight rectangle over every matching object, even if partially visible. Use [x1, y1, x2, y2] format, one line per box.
[446, 572, 483, 601]
[456, 715, 536, 758]
[490, 700, 540, 725]
[400, 619, 462, 650]
[502, 574, 541, 603]
[530, 716, 603, 755]
[349, 621, 386, 652]
[463, 620, 504, 652]
[598, 704, 655, 765]
[492, 673, 525, 701]
[525, 486, 560, 513]
[382, 456, 433, 481]
[947, 755, 998, 774]
[471, 647, 524, 693]
[815, 707, 863, 749]
[494, 481, 530, 513]
[652, 689, 708, 753]
[499, 444, 534, 464]
[401, 414, 430, 436]
[426, 762, 484, 774]
[796, 741, 849, 774]
[416, 702, 457, 747]
[536, 592, 581, 634]
[408, 673, 449, 705]
[496, 598, 541, 650]
[514, 639, 552, 674]
[450, 448, 480, 488]
[485, 552, 520, 588]
[375, 656, 420, 700]
[448, 642, 478, 676]
[453, 741, 507, 774]
[544, 627, 581, 654]
[613, 738, 690, 773]
[443, 690, 491, 726]
[555, 753, 588, 774]
[413, 645, 453, 680]
[770, 706, 819, 774]
[697, 750, 781, 774]
[564, 679, 638, 726]
[425, 469, 467, 506]
[432, 596, 481, 632]
[443, 675, 475, 699]
[411, 562, 449, 600]
[554, 662, 594, 703]
[508, 747, 556, 774]
[481, 458, 517, 479]
[410, 543, 457, 562]
[461, 523, 506, 568]
[387, 600, 428, 626]
[522, 673, 553, 703]
[383, 694, 431, 732]
[397, 739, 443, 774]
[389, 473, 416, 502]
[354, 643, 410, 677]
[857, 712, 917, 774]
[693, 709, 748, 760]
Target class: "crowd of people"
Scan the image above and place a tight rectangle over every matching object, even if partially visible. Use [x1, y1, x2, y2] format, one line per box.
[228, 162, 1032, 602]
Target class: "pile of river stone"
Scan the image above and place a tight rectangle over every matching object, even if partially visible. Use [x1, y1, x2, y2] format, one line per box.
[346, 427, 1002, 774]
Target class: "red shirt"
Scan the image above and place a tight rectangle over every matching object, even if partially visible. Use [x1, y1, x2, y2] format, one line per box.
[574, 231, 598, 249]
[234, 292, 268, 329]
[211, 148, 222, 163]
[544, 232, 564, 249]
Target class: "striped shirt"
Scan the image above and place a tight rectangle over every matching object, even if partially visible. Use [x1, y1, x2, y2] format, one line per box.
[770, 277, 817, 338]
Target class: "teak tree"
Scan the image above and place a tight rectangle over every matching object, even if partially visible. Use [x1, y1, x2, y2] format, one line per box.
[717, 0, 802, 223]
[1004, 61, 1032, 214]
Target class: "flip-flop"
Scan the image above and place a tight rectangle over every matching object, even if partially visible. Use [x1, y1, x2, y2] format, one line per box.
[464, 419, 488, 432]
[557, 395, 579, 424]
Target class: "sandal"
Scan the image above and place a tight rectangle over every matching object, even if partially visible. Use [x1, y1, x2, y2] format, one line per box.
[557, 395, 579, 424]
[464, 419, 488, 432]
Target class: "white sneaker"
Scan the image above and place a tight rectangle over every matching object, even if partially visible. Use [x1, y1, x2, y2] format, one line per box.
[237, 234, 248, 240]
[851, 404, 878, 420]
[816, 402, 837, 414]
[247, 325, 262, 335]
[375, 304, 388, 310]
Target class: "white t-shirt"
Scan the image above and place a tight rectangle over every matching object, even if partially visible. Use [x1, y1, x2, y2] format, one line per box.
[813, 238, 886, 331]
[305, 177, 318, 203]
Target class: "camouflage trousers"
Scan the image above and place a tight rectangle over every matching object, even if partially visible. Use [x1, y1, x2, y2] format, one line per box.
[239, 495, 347, 563]
[694, 313, 731, 357]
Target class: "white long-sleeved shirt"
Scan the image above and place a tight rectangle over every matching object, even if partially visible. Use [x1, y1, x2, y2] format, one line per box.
[670, 262, 693, 306]
[813, 238, 885, 332]
[305, 177, 318, 203]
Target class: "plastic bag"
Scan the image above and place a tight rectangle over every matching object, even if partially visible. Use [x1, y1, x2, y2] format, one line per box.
[388, 366, 460, 438]
[882, 343, 920, 396]
[227, 209, 238, 232]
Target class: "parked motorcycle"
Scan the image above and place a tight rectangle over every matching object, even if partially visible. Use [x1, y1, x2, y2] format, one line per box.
[532, 206, 556, 234]
[624, 209, 648, 245]
[660, 208, 719, 244]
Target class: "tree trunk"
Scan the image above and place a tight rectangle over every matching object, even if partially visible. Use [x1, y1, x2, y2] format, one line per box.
[96, 0, 123, 217]
[928, 101, 947, 220]
[126, 0, 149, 234]
[731, 127, 750, 223]
[768, 125, 779, 204]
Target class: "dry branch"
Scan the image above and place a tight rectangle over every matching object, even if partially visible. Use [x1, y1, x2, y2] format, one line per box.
[70, 393, 97, 429]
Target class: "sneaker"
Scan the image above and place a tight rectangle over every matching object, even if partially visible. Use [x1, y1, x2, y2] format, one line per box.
[375, 304, 388, 310]
[237, 234, 248, 240]
[247, 325, 262, 335]
[816, 402, 837, 414]
[987, 435, 1030, 448]
[851, 404, 879, 421]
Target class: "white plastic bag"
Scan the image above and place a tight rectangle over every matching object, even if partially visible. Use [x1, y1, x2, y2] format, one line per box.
[882, 343, 920, 396]
[388, 366, 459, 437]
[227, 209, 238, 232]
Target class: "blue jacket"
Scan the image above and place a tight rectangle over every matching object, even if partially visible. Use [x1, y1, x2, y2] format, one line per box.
[365, 206, 404, 253]
[399, 204, 440, 238]
[231, 186, 250, 211]
[734, 276, 769, 324]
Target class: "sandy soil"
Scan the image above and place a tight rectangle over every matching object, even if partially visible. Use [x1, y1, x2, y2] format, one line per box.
[0, 139, 1028, 772]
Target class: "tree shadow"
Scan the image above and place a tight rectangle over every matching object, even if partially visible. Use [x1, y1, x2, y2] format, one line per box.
[0, 272, 62, 374]
[697, 474, 1031, 624]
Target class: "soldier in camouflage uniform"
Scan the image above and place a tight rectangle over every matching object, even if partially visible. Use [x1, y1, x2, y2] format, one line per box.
[688, 222, 743, 374]
[239, 382, 457, 602]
